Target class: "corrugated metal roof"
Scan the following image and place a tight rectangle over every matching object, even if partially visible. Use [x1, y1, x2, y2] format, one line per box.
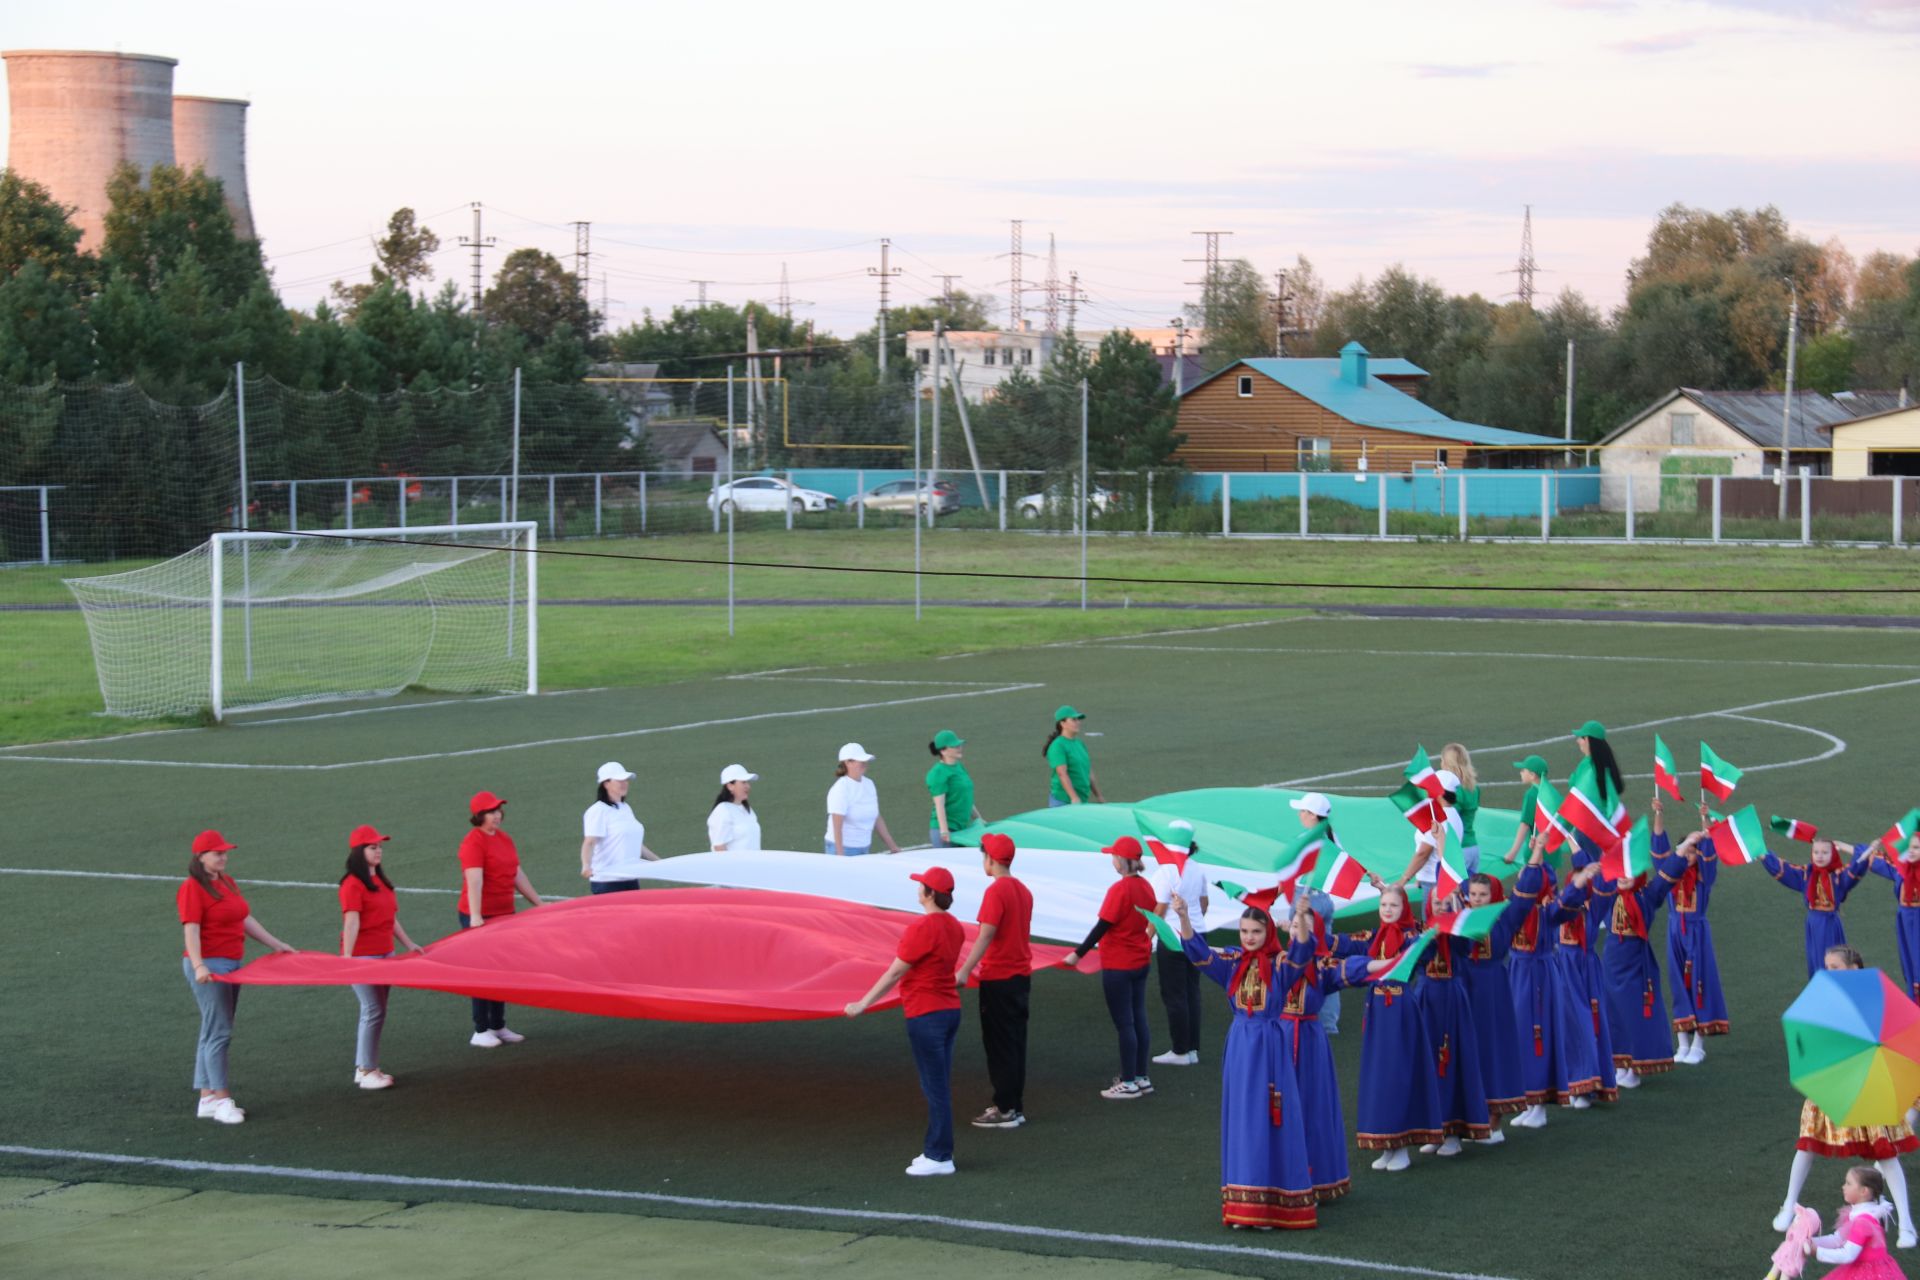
[1681, 388, 1907, 449]
[642, 422, 723, 460]
[1200, 356, 1564, 448]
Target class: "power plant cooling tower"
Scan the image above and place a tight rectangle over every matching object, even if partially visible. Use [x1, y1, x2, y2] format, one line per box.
[171, 95, 254, 239]
[2, 49, 178, 251]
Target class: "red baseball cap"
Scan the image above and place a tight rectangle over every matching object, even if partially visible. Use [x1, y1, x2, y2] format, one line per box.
[191, 829, 236, 855]
[348, 823, 391, 847]
[469, 791, 507, 816]
[911, 866, 956, 894]
[980, 833, 1016, 864]
[1102, 835, 1144, 860]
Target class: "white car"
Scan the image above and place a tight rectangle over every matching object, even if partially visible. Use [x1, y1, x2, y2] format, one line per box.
[706, 476, 840, 514]
[1016, 485, 1116, 520]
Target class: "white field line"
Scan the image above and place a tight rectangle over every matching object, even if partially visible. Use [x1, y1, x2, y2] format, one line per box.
[1272, 676, 1920, 788]
[0, 683, 1046, 772]
[0, 1145, 1526, 1280]
[722, 675, 1016, 687]
[1084, 643, 1920, 673]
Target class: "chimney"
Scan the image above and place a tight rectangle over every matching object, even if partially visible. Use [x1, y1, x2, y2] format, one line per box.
[1339, 341, 1370, 387]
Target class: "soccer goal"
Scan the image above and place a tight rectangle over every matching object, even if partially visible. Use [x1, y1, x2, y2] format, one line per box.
[65, 523, 538, 720]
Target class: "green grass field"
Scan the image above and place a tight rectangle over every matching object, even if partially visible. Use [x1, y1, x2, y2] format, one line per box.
[7, 590, 1920, 1279]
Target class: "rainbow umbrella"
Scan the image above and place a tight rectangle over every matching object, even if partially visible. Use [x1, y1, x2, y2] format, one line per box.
[1782, 969, 1920, 1127]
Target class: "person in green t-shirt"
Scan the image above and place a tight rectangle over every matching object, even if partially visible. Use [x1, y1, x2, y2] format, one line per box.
[1502, 754, 1550, 865]
[1044, 705, 1102, 807]
[926, 730, 981, 848]
[1440, 743, 1482, 876]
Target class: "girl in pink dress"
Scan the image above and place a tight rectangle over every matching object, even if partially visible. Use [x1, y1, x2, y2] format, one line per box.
[1812, 1166, 1907, 1279]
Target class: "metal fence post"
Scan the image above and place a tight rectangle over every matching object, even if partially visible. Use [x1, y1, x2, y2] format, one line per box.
[855, 469, 865, 530]
[1378, 473, 1388, 538]
[1222, 473, 1232, 536]
[289, 480, 299, 532]
[548, 474, 558, 538]
[594, 473, 603, 537]
[346, 479, 355, 531]
[1145, 470, 1154, 536]
[398, 477, 407, 528]
[1457, 474, 1467, 540]
[1298, 471, 1309, 536]
[712, 472, 721, 533]
[38, 485, 50, 564]
[785, 470, 794, 531]
[1800, 468, 1811, 544]
[1711, 475, 1722, 542]
[449, 477, 458, 528]
[639, 473, 648, 532]
[1894, 476, 1903, 545]
[1625, 473, 1635, 541]
[499, 476, 508, 525]
[999, 470, 1008, 531]
[1540, 473, 1551, 543]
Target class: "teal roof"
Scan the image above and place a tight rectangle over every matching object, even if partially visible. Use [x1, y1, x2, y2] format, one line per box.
[1189, 354, 1565, 449]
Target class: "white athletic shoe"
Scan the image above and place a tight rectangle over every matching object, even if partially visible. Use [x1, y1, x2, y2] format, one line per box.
[1898, 1227, 1916, 1249]
[1381, 1148, 1411, 1172]
[1435, 1137, 1463, 1157]
[1512, 1105, 1548, 1129]
[1687, 1040, 1709, 1065]
[1418, 1143, 1439, 1154]
[1569, 1095, 1592, 1110]
[493, 1027, 525, 1044]
[1370, 1152, 1391, 1170]
[354, 1068, 395, 1090]
[1618, 1068, 1642, 1089]
[1477, 1129, 1506, 1146]
[905, 1155, 956, 1177]
[1151, 1050, 1191, 1066]
[470, 1030, 502, 1048]
[199, 1097, 244, 1125]
[1772, 1204, 1797, 1232]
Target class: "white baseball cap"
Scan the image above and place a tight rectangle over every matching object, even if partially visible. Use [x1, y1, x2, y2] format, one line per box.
[596, 761, 636, 783]
[1435, 769, 1461, 792]
[1289, 793, 1332, 817]
[719, 763, 759, 785]
[838, 742, 875, 763]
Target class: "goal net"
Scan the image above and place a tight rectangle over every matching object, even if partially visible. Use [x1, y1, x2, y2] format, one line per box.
[65, 523, 537, 720]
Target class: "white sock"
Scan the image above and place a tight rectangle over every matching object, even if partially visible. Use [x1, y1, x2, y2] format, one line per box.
[1781, 1151, 1815, 1218]
[1878, 1159, 1913, 1242]
[1907, 1108, 1919, 1133]
[1675, 1031, 1694, 1058]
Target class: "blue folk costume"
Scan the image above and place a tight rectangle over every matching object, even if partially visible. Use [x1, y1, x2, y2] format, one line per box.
[1864, 849, 1920, 1002]
[1601, 832, 1681, 1075]
[1182, 930, 1320, 1230]
[1761, 847, 1868, 977]
[1411, 933, 1491, 1141]
[1506, 862, 1582, 1105]
[1271, 942, 1353, 1204]
[1548, 871, 1620, 1103]
[1335, 922, 1444, 1151]
[1667, 839, 1730, 1037]
[1461, 878, 1534, 1118]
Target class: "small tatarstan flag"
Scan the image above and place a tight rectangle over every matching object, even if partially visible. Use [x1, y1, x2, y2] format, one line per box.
[1427, 904, 1503, 940]
[1558, 760, 1623, 853]
[1601, 816, 1657, 883]
[1653, 735, 1684, 802]
[1137, 906, 1186, 954]
[1881, 808, 1920, 852]
[1700, 742, 1744, 803]
[1320, 849, 1375, 901]
[1708, 804, 1769, 866]
[1274, 821, 1329, 902]
[1770, 815, 1820, 844]
[1384, 928, 1438, 983]
[1389, 746, 1444, 813]
[1532, 780, 1570, 853]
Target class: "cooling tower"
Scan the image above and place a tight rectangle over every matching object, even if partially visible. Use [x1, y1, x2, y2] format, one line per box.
[171, 95, 253, 239]
[2, 49, 178, 251]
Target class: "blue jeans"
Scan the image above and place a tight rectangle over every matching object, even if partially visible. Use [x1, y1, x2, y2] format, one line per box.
[183, 955, 242, 1091]
[1318, 988, 1342, 1035]
[906, 1007, 961, 1162]
[825, 842, 871, 856]
[1101, 964, 1152, 1080]
[456, 913, 506, 1033]
[351, 952, 392, 1070]
[590, 879, 640, 894]
[1048, 797, 1069, 808]
[928, 828, 956, 849]
[1462, 845, 1482, 877]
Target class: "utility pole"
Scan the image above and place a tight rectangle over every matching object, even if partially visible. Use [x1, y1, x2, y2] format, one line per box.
[687, 280, 713, 307]
[935, 274, 961, 312]
[458, 202, 495, 317]
[930, 319, 942, 527]
[1273, 268, 1294, 355]
[1066, 271, 1082, 332]
[869, 238, 901, 373]
[1564, 339, 1576, 465]
[1515, 205, 1538, 308]
[1172, 317, 1188, 396]
[1007, 219, 1025, 331]
[1186, 230, 1232, 332]
[571, 221, 591, 300]
[776, 263, 792, 322]
[1043, 233, 1061, 334]
[1779, 280, 1799, 520]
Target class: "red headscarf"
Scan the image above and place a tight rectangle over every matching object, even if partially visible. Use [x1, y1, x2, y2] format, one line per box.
[1613, 873, 1649, 938]
[1895, 853, 1920, 904]
[1514, 863, 1558, 951]
[1806, 858, 1836, 910]
[1229, 909, 1283, 1009]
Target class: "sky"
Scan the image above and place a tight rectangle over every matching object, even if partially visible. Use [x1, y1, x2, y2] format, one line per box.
[5, 0, 1919, 341]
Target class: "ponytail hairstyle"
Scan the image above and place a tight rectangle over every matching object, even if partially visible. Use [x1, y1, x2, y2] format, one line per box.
[342, 843, 395, 891]
[595, 781, 623, 807]
[1441, 742, 1478, 790]
[1042, 719, 1065, 760]
[931, 889, 954, 911]
[186, 853, 226, 901]
[833, 760, 850, 781]
[1587, 738, 1625, 804]
[928, 740, 943, 758]
[1849, 1164, 1888, 1201]
[713, 784, 752, 813]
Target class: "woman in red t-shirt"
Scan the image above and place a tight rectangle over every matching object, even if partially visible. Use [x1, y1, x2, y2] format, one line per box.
[458, 791, 544, 1048]
[1066, 836, 1160, 1099]
[340, 823, 426, 1090]
[845, 867, 966, 1177]
[178, 829, 296, 1125]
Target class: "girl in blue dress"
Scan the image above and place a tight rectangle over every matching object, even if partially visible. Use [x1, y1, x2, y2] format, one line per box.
[1254, 894, 1353, 1205]
[1459, 872, 1534, 1140]
[1173, 893, 1319, 1230]
[1600, 796, 1691, 1088]
[1861, 831, 1920, 1003]
[1410, 909, 1490, 1155]
[1334, 885, 1444, 1173]
[1548, 854, 1617, 1108]
[1667, 803, 1729, 1065]
[1761, 834, 1871, 977]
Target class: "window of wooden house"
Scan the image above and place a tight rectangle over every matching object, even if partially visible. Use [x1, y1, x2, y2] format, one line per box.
[691, 456, 717, 474]
[1671, 412, 1695, 446]
[1435, 448, 1450, 468]
[1297, 438, 1331, 470]
[984, 348, 996, 366]
[1236, 375, 1254, 398]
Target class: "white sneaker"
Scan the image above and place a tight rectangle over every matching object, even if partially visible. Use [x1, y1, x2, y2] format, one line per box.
[1370, 1152, 1391, 1170]
[1151, 1050, 1192, 1066]
[1477, 1129, 1506, 1146]
[1772, 1204, 1797, 1232]
[1381, 1148, 1410, 1172]
[1186, 1051, 1200, 1065]
[905, 1155, 956, 1177]
[1100, 1079, 1144, 1100]
[1898, 1227, 1916, 1249]
[1618, 1068, 1641, 1089]
[354, 1068, 394, 1090]
[1436, 1137, 1463, 1157]
[1418, 1143, 1439, 1154]
[493, 1027, 525, 1044]
[1686, 1041, 1708, 1065]
[199, 1097, 244, 1125]
[1569, 1095, 1592, 1110]
[1512, 1105, 1548, 1129]
[470, 1030, 502, 1048]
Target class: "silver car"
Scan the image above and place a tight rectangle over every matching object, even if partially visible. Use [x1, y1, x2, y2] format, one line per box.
[849, 479, 961, 515]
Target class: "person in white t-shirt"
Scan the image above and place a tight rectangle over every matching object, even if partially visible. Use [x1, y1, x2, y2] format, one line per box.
[581, 762, 659, 893]
[1147, 820, 1210, 1067]
[825, 742, 900, 857]
[708, 763, 763, 852]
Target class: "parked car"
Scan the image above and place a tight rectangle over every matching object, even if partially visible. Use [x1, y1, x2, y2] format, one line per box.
[1015, 484, 1116, 520]
[848, 478, 961, 515]
[705, 476, 840, 514]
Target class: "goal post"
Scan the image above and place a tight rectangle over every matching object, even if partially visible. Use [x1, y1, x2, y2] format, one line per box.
[68, 522, 538, 721]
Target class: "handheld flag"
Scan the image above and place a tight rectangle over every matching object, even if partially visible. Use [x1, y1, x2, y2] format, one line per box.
[1321, 848, 1373, 900]
[1136, 814, 1194, 873]
[1427, 905, 1503, 941]
[1707, 804, 1769, 866]
[1601, 815, 1657, 883]
[1215, 880, 1281, 914]
[1136, 906, 1186, 955]
[1531, 779, 1571, 854]
[1384, 928, 1438, 983]
[1558, 759, 1623, 853]
[1653, 735, 1685, 802]
[1389, 746, 1444, 812]
[1699, 742, 1743, 803]
[1771, 815, 1821, 844]
[1274, 821, 1329, 901]
[1881, 808, 1920, 853]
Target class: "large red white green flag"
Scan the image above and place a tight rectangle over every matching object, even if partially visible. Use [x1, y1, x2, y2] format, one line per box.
[1881, 807, 1920, 851]
[1273, 821, 1330, 901]
[1601, 815, 1657, 882]
[1557, 759, 1623, 853]
[1699, 742, 1743, 803]
[1707, 804, 1768, 866]
[1653, 735, 1684, 802]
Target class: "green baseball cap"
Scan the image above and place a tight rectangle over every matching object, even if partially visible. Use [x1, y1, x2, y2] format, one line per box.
[933, 729, 964, 749]
[1572, 720, 1607, 740]
[1513, 754, 1550, 777]
[1054, 705, 1085, 721]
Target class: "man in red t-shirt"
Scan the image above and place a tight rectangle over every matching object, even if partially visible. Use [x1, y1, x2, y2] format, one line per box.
[956, 833, 1033, 1128]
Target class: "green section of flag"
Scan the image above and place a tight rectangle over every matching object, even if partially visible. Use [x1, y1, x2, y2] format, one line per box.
[1136, 906, 1186, 954]
[1384, 928, 1437, 983]
[1215, 879, 1249, 901]
[1700, 741, 1744, 791]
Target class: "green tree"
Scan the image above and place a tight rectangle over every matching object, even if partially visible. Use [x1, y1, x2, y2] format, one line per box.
[331, 207, 443, 316]
[0, 169, 87, 287]
[1085, 330, 1182, 470]
[100, 163, 267, 303]
[0, 260, 93, 382]
[482, 248, 595, 347]
[1796, 332, 1856, 394]
[1186, 259, 1272, 370]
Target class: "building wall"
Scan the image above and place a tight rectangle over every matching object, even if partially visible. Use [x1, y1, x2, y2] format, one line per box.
[1827, 409, 1920, 478]
[1174, 372, 1466, 472]
[1598, 396, 1763, 511]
